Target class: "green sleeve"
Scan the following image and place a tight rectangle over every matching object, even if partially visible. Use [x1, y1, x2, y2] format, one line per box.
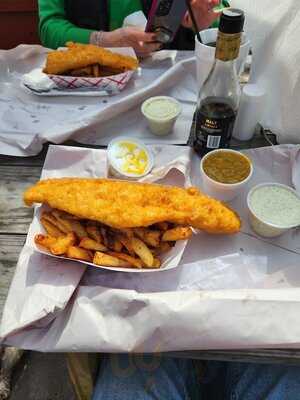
[109, 0, 142, 30]
[211, 0, 230, 28]
[38, 0, 94, 49]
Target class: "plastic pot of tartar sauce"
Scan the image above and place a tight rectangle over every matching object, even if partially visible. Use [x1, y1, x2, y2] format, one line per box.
[141, 96, 182, 136]
[247, 183, 300, 238]
[107, 137, 153, 180]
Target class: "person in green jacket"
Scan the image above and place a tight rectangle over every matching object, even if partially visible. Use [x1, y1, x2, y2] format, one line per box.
[38, 0, 229, 55]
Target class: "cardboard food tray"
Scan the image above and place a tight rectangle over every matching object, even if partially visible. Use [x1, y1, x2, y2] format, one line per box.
[32, 204, 188, 273]
[28, 145, 192, 273]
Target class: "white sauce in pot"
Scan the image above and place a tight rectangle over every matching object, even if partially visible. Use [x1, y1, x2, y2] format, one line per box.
[143, 98, 180, 120]
[250, 185, 300, 227]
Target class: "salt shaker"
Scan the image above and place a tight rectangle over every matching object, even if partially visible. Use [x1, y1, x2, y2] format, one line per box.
[233, 84, 265, 141]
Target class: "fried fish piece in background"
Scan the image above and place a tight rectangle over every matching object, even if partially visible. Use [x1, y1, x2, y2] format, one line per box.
[24, 178, 241, 234]
[66, 42, 138, 72]
[43, 48, 100, 75]
[43, 42, 138, 76]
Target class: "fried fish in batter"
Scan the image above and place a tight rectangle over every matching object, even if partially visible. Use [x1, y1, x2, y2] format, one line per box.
[43, 42, 138, 76]
[24, 178, 241, 234]
[66, 42, 138, 72]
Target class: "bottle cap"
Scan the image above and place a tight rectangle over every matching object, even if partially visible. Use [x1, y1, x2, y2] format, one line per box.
[219, 9, 245, 34]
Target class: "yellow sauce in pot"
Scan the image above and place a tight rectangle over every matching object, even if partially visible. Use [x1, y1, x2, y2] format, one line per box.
[111, 141, 149, 175]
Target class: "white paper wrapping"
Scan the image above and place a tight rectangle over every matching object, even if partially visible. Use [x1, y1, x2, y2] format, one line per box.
[231, 0, 300, 144]
[1, 144, 300, 352]
[0, 45, 196, 156]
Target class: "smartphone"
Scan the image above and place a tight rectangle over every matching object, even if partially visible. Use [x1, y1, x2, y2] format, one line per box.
[145, 0, 188, 44]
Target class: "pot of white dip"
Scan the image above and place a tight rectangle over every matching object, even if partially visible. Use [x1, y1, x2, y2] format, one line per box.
[141, 96, 181, 136]
[247, 183, 300, 238]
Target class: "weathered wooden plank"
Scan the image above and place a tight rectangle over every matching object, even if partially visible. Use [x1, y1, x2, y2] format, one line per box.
[0, 152, 46, 167]
[0, 234, 25, 319]
[0, 141, 105, 167]
[10, 352, 76, 400]
[0, 166, 41, 234]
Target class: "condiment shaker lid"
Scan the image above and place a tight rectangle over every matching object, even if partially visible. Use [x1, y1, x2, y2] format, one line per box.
[242, 84, 265, 102]
[232, 83, 266, 141]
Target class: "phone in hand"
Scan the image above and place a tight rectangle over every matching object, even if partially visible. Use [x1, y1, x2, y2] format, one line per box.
[145, 0, 188, 44]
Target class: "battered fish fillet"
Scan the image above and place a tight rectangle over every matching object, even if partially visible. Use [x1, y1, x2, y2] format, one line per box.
[24, 179, 241, 234]
[43, 42, 138, 75]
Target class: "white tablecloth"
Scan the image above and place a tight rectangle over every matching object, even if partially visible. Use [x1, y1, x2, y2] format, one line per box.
[0, 46, 196, 156]
[1, 144, 300, 352]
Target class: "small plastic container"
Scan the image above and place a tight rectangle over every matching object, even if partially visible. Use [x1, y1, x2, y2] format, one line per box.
[200, 149, 253, 202]
[107, 137, 153, 180]
[141, 96, 181, 136]
[232, 84, 266, 141]
[247, 183, 300, 238]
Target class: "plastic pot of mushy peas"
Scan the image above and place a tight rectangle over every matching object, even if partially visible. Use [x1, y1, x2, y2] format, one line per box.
[200, 149, 253, 202]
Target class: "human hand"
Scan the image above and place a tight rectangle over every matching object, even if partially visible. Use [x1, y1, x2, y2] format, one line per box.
[182, 0, 221, 31]
[100, 27, 161, 57]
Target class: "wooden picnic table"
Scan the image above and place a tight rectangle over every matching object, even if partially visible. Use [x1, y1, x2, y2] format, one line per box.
[1, 133, 300, 366]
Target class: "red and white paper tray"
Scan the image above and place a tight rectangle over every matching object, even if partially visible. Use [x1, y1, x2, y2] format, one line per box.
[48, 69, 134, 92]
[22, 47, 137, 95]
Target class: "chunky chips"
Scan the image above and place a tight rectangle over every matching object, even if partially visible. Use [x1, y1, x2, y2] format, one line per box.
[34, 208, 193, 270]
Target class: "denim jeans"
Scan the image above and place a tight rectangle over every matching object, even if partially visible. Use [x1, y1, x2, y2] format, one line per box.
[92, 354, 300, 400]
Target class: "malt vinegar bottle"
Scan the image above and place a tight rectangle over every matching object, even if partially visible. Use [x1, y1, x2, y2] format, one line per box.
[193, 9, 245, 156]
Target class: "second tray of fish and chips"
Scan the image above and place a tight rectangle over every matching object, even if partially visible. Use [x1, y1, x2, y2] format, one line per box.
[42, 42, 139, 91]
